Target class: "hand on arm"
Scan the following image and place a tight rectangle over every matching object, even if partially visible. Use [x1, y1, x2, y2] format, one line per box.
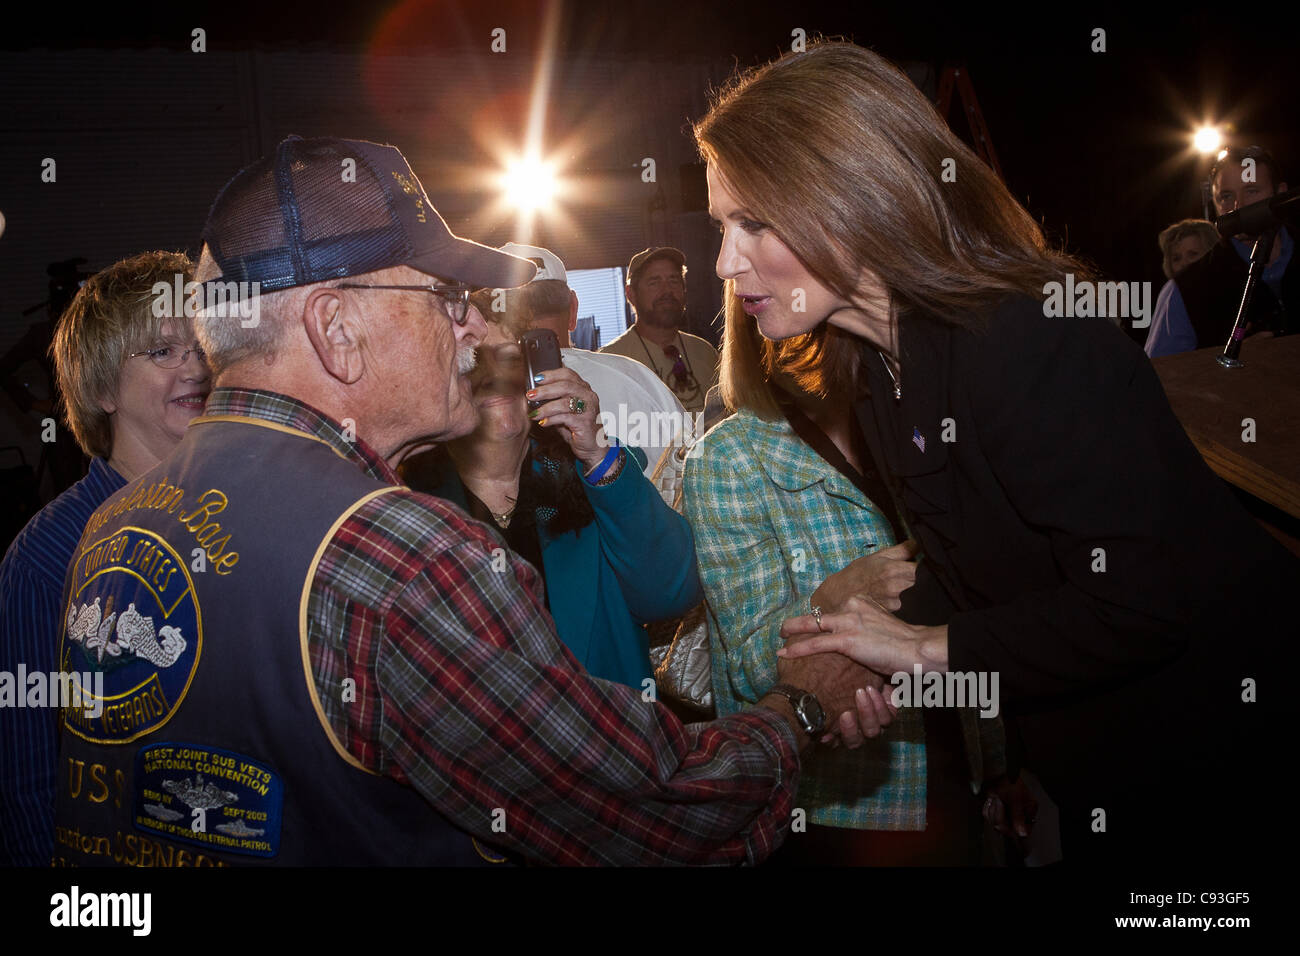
[811, 539, 918, 612]
[685, 433, 901, 747]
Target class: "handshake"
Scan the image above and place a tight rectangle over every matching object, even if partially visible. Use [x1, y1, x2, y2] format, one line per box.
[758, 540, 922, 750]
[762, 634, 898, 750]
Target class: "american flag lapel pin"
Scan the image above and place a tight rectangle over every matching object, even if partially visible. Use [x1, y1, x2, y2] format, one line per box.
[912, 426, 926, 453]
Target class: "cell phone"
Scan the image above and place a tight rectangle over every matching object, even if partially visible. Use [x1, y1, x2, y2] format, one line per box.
[522, 329, 563, 408]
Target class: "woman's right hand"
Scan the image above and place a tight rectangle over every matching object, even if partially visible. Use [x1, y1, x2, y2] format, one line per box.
[525, 366, 606, 470]
[811, 539, 918, 613]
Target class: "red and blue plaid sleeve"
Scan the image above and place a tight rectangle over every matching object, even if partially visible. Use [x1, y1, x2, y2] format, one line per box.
[308, 488, 800, 865]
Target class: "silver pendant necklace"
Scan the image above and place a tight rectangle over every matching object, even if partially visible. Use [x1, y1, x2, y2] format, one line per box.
[880, 352, 901, 401]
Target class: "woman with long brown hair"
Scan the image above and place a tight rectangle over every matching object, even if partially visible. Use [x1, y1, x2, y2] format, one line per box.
[684, 320, 1018, 865]
[694, 41, 1291, 864]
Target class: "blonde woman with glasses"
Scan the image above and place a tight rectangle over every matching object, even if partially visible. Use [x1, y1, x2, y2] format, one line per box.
[0, 251, 209, 865]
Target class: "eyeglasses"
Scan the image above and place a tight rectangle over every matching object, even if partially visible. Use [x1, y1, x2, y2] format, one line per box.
[337, 283, 473, 325]
[129, 343, 206, 369]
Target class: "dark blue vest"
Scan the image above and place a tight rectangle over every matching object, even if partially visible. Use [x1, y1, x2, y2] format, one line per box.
[53, 416, 508, 866]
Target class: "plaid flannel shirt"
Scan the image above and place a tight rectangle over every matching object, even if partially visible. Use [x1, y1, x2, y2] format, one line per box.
[684, 408, 1004, 830]
[205, 388, 800, 865]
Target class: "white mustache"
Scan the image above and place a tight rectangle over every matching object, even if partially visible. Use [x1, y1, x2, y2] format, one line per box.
[457, 346, 478, 374]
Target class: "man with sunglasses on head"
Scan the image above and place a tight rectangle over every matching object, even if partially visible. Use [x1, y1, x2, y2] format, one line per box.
[50, 136, 891, 868]
[602, 247, 719, 413]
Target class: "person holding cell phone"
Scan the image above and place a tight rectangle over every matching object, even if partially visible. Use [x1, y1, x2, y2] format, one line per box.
[400, 292, 703, 689]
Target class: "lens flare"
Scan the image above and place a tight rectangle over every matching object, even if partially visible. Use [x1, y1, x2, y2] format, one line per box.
[1193, 126, 1222, 154]
[502, 154, 558, 213]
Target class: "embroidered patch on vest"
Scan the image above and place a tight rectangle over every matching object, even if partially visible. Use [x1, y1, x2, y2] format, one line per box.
[134, 742, 283, 858]
[60, 527, 202, 743]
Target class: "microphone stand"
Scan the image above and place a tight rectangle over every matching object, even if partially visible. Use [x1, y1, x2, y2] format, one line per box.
[1216, 228, 1277, 369]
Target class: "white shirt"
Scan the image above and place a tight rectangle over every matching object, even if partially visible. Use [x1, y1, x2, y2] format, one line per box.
[562, 348, 697, 509]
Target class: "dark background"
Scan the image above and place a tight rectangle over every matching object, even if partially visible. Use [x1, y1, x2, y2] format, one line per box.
[1, 0, 1294, 476]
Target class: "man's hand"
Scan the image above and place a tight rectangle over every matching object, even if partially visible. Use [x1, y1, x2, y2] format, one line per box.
[771, 635, 896, 750]
[811, 540, 919, 613]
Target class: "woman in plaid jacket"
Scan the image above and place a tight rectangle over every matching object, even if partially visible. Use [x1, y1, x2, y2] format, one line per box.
[684, 324, 1012, 865]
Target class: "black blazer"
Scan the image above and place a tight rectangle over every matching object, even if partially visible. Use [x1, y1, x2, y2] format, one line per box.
[855, 296, 1294, 812]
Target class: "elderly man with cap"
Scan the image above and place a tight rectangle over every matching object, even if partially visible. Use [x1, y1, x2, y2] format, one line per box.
[491, 242, 691, 507]
[602, 247, 719, 414]
[50, 136, 895, 867]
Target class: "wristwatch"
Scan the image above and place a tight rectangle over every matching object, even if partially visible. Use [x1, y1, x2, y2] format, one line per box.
[767, 683, 827, 737]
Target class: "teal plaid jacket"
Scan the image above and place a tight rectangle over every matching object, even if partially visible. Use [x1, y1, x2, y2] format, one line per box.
[684, 408, 1005, 830]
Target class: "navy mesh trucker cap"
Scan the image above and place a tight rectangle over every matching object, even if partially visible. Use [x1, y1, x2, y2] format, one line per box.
[198, 135, 536, 293]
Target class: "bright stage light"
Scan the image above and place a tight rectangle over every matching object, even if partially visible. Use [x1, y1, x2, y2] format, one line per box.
[502, 154, 558, 213]
[1193, 126, 1222, 154]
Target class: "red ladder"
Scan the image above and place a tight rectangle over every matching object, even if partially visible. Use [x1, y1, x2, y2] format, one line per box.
[935, 64, 1003, 181]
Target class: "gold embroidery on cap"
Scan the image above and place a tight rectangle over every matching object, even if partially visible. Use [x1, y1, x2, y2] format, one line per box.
[390, 171, 427, 223]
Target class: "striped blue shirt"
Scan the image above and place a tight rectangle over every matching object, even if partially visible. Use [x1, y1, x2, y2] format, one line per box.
[0, 457, 124, 865]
